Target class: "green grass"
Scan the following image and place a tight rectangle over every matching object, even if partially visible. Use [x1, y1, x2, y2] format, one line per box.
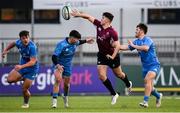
[0, 96, 180, 112]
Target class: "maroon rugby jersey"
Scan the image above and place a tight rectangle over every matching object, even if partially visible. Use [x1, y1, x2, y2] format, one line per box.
[93, 19, 118, 55]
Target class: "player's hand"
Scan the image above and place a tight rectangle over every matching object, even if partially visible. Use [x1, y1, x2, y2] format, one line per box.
[106, 54, 114, 60]
[14, 65, 23, 71]
[128, 40, 134, 46]
[86, 37, 95, 44]
[2, 50, 8, 58]
[71, 9, 81, 17]
[56, 64, 64, 72]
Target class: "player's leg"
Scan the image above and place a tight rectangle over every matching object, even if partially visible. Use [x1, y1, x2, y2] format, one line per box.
[63, 76, 70, 108]
[21, 78, 33, 108]
[7, 69, 22, 83]
[149, 65, 162, 107]
[140, 71, 156, 108]
[112, 66, 132, 95]
[21, 71, 37, 108]
[98, 65, 116, 95]
[98, 65, 117, 105]
[52, 69, 63, 108]
[109, 55, 132, 95]
[151, 86, 163, 107]
[144, 72, 155, 102]
[97, 52, 118, 104]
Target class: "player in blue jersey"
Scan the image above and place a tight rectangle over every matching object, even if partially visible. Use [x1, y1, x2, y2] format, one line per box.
[51, 30, 94, 108]
[2, 30, 39, 108]
[108, 23, 163, 108]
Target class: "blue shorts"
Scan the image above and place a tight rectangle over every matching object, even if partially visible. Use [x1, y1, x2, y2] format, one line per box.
[52, 66, 71, 77]
[18, 69, 38, 80]
[142, 65, 160, 78]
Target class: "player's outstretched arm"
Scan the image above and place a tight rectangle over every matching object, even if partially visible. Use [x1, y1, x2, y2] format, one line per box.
[2, 42, 16, 58]
[119, 45, 129, 51]
[79, 37, 94, 45]
[106, 43, 130, 60]
[85, 37, 94, 44]
[128, 39, 149, 51]
[71, 9, 95, 23]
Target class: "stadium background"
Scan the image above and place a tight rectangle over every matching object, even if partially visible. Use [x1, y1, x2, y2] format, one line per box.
[0, 0, 180, 97]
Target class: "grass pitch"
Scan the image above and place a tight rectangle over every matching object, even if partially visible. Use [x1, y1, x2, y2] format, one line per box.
[0, 96, 180, 112]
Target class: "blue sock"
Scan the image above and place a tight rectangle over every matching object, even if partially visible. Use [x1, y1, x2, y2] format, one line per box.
[151, 88, 160, 99]
[144, 95, 149, 102]
[52, 93, 58, 98]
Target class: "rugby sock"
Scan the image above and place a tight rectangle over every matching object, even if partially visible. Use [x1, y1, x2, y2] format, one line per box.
[23, 90, 30, 104]
[64, 84, 70, 96]
[144, 95, 149, 102]
[120, 75, 130, 87]
[24, 96, 29, 104]
[52, 93, 58, 98]
[151, 88, 160, 99]
[103, 78, 116, 95]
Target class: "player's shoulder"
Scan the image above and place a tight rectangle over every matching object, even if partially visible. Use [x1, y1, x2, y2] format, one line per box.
[29, 40, 36, 46]
[15, 39, 23, 48]
[15, 39, 21, 45]
[57, 38, 68, 46]
[94, 19, 100, 22]
[144, 36, 151, 39]
[109, 27, 118, 35]
[94, 19, 101, 24]
[144, 36, 153, 42]
[28, 41, 37, 48]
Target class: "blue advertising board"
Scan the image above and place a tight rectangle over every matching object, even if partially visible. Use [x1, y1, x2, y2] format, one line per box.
[0, 66, 115, 95]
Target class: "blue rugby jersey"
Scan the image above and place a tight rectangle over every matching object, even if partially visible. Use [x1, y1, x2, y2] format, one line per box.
[15, 39, 39, 73]
[53, 38, 80, 72]
[128, 36, 160, 68]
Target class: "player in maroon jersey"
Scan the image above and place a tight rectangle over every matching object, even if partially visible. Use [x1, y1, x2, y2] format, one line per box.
[71, 10, 132, 105]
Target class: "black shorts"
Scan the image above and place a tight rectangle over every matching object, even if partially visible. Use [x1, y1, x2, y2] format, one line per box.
[97, 52, 120, 69]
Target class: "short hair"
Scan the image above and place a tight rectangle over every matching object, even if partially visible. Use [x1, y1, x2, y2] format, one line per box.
[19, 30, 29, 37]
[69, 30, 81, 39]
[136, 23, 148, 34]
[103, 12, 114, 22]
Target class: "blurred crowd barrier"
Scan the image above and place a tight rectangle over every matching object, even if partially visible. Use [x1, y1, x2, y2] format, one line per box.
[0, 36, 180, 66]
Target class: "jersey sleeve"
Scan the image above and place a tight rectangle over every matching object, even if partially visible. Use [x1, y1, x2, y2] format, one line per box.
[111, 30, 118, 41]
[29, 45, 37, 58]
[53, 43, 63, 56]
[93, 19, 101, 27]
